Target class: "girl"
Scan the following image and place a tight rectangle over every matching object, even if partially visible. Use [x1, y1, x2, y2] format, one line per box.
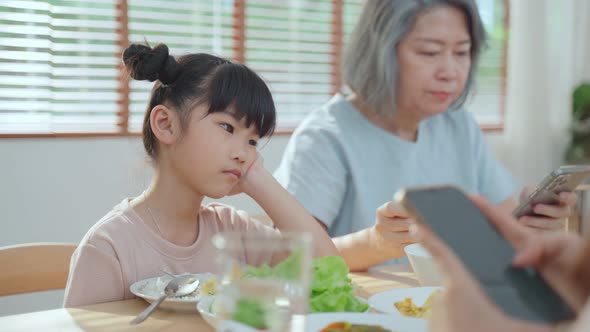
[64, 43, 337, 307]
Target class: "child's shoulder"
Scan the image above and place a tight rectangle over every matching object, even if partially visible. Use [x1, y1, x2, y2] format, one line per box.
[79, 198, 137, 249]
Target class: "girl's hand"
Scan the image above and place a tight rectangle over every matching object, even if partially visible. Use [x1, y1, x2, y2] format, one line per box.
[369, 201, 416, 259]
[228, 153, 266, 196]
[517, 188, 577, 232]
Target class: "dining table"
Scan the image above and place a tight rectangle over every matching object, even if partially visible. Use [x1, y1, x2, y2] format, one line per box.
[0, 264, 421, 331]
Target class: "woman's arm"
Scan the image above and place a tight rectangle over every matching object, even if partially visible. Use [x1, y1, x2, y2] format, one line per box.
[332, 227, 405, 272]
[330, 201, 416, 271]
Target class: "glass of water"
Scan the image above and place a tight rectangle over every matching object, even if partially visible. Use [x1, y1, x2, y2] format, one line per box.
[211, 231, 312, 332]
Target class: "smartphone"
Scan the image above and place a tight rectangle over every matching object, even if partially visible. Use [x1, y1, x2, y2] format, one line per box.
[395, 185, 574, 323]
[513, 165, 590, 218]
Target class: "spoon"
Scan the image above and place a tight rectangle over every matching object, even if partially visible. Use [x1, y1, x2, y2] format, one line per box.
[160, 268, 176, 278]
[129, 274, 200, 325]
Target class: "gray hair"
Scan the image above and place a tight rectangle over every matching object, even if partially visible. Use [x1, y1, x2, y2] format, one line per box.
[343, 0, 486, 116]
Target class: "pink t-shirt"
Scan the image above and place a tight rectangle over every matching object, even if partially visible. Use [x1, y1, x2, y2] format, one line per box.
[63, 198, 279, 307]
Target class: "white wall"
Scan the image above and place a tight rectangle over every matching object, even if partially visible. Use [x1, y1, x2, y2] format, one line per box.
[0, 136, 290, 248]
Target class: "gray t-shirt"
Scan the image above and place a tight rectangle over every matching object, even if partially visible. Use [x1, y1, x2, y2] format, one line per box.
[274, 94, 517, 239]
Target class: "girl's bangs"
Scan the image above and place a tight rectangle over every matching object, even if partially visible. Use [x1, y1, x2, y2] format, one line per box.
[205, 63, 276, 137]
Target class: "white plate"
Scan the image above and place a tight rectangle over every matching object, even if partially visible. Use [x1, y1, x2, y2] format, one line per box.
[215, 316, 306, 332]
[368, 286, 442, 318]
[197, 296, 369, 329]
[130, 273, 216, 312]
[209, 313, 426, 332]
[216, 320, 260, 332]
[306, 312, 427, 332]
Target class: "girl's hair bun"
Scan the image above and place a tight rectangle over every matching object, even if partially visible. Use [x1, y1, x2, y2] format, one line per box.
[122, 43, 180, 84]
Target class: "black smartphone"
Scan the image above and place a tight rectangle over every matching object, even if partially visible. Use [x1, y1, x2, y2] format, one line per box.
[513, 165, 590, 218]
[395, 185, 575, 323]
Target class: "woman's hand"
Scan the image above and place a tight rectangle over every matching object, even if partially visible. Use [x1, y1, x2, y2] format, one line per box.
[517, 187, 577, 232]
[368, 201, 416, 259]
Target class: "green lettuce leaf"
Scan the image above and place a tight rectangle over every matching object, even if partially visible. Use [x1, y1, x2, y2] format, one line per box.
[237, 254, 368, 327]
[308, 256, 368, 313]
[232, 298, 267, 329]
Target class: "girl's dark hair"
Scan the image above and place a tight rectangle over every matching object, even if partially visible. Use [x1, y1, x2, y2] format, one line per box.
[122, 43, 276, 159]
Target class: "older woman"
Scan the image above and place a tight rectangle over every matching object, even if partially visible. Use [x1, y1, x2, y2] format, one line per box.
[274, 0, 576, 271]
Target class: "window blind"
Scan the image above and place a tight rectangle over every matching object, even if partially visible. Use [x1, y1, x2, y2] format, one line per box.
[470, 0, 507, 126]
[0, 0, 508, 135]
[243, 0, 335, 128]
[126, 0, 234, 133]
[0, 0, 120, 134]
[342, 0, 363, 95]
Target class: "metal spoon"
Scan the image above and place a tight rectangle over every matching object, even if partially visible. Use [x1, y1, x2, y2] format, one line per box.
[129, 274, 200, 325]
[160, 268, 176, 278]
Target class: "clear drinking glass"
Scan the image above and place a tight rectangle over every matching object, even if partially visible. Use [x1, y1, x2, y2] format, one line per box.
[211, 231, 312, 332]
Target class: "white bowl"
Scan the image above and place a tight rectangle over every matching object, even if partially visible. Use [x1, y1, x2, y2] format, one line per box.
[196, 296, 219, 328]
[196, 296, 369, 329]
[404, 243, 442, 286]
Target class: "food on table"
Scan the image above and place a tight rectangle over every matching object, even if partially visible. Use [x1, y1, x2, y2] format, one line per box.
[309, 256, 369, 313]
[394, 290, 441, 318]
[200, 278, 217, 296]
[320, 321, 393, 332]
[241, 254, 369, 313]
[222, 254, 369, 329]
[232, 298, 267, 329]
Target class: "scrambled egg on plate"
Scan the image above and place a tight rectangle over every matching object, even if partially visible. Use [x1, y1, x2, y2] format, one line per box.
[394, 290, 441, 319]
